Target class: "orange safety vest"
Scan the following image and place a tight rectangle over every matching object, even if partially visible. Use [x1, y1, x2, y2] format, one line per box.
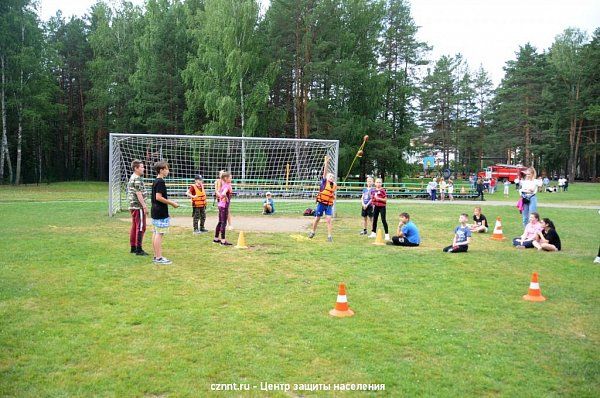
[317, 180, 337, 206]
[190, 184, 206, 207]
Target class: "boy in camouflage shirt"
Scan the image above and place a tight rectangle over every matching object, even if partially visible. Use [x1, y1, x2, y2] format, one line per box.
[128, 159, 149, 255]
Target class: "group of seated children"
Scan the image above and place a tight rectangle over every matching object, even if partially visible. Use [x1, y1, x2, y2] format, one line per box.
[512, 212, 561, 252]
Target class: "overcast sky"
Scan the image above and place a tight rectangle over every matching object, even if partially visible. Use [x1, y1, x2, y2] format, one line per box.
[38, 0, 599, 85]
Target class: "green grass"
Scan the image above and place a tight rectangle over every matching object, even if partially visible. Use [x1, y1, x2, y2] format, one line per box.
[0, 183, 599, 397]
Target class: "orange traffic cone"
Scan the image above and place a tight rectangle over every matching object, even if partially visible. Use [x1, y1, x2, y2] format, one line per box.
[523, 272, 546, 302]
[490, 217, 506, 241]
[373, 228, 385, 246]
[235, 231, 248, 249]
[329, 283, 354, 317]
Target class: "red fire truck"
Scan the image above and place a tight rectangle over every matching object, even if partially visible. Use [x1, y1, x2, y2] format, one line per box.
[477, 164, 528, 182]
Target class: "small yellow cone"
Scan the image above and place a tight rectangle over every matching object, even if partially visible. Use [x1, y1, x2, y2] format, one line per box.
[235, 231, 248, 249]
[373, 228, 385, 246]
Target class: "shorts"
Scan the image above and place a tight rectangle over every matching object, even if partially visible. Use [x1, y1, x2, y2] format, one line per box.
[152, 217, 170, 234]
[361, 205, 373, 218]
[315, 202, 333, 217]
[476, 226, 488, 233]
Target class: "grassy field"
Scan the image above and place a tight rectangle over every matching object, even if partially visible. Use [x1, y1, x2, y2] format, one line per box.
[1, 182, 599, 397]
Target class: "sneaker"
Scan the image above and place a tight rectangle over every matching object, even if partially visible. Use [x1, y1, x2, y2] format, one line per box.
[308, 231, 315, 239]
[327, 236, 333, 243]
[213, 239, 221, 244]
[368, 232, 376, 238]
[200, 228, 209, 233]
[136, 249, 149, 256]
[594, 256, 600, 264]
[220, 241, 233, 246]
[359, 230, 367, 235]
[156, 257, 172, 264]
[385, 234, 390, 241]
[193, 229, 201, 235]
[130, 246, 137, 254]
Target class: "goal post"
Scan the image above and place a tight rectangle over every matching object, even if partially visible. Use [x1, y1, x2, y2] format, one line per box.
[108, 133, 339, 216]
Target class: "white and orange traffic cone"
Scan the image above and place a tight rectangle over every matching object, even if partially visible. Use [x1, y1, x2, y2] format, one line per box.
[523, 272, 546, 302]
[329, 283, 355, 317]
[490, 217, 506, 241]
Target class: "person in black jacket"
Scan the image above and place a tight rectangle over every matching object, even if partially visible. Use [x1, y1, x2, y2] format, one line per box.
[533, 218, 561, 252]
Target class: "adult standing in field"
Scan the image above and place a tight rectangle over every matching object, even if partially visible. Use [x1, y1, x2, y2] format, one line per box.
[519, 167, 541, 227]
[427, 178, 438, 201]
[128, 159, 148, 256]
[489, 177, 496, 194]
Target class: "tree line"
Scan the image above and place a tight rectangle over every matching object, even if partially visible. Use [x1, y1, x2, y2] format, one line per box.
[0, 0, 598, 184]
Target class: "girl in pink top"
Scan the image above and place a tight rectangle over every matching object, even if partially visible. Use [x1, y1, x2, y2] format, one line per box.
[214, 171, 233, 245]
[513, 212, 542, 249]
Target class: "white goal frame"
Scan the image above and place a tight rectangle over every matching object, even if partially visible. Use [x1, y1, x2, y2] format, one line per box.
[108, 133, 339, 216]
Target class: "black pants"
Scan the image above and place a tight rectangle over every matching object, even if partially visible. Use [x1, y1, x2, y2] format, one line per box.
[372, 206, 388, 234]
[512, 238, 534, 248]
[391, 236, 419, 246]
[476, 190, 484, 200]
[192, 207, 206, 230]
[215, 206, 229, 239]
[443, 245, 468, 253]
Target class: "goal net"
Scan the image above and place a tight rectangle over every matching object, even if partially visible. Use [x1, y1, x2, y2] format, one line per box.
[108, 133, 339, 216]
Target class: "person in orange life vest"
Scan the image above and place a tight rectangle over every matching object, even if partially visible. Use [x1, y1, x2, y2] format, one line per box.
[308, 155, 336, 242]
[186, 175, 208, 234]
[368, 177, 390, 241]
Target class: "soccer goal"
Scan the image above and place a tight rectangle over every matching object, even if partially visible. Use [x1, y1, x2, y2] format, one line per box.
[108, 133, 339, 216]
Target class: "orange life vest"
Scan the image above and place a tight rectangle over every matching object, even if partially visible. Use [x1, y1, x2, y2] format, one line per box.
[317, 180, 337, 206]
[190, 184, 206, 207]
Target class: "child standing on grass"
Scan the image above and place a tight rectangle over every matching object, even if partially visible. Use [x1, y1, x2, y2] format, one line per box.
[360, 176, 374, 235]
[186, 175, 207, 234]
[214, 170, 234, 230]
[390, 212, 420, 246]
[369, 177, 389, 241]
[214, 171, 233, 246]
[128, 159, 148, 256]
[151, 161, 179, 264]
[443, 213, 472, 253]
[503, 179, 510, 197]
[308, 156, 336, 242]
[469, 206, 488, 233]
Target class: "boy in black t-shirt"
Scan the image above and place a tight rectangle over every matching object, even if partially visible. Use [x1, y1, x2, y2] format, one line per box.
[469, 206, 488, 233]
[151, 161, 179, 265]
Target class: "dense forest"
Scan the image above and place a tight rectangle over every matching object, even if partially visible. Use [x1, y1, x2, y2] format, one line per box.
[0, 0, 598, 184]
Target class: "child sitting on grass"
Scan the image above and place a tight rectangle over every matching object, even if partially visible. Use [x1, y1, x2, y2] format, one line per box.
[390, 212, 421, 246]
[513, 212, 543, 249]
[443, 213, 471, 253]
[469, 206, 488, 233]
[263, 192, 275, 214]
